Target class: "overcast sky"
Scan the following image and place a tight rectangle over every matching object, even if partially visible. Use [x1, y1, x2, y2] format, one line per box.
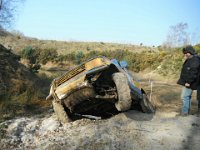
[14, 0, 200, 46]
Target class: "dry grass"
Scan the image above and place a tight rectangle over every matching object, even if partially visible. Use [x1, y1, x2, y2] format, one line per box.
[0, 34, 158, 54]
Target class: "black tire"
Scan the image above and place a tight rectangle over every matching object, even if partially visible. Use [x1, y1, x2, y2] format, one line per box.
[52, 100, 71, 123]
[140, 93, 155, 113]
[112, 72, 132, 111]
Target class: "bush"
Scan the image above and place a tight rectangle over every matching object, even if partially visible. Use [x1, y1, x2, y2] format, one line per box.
[57, 52, 76, 62]
[20, 46, 41, 73]
[75, 50, 85, 64]
[38, 48, 58, 64]
[20, 46, 38, 64]
[20, 45, 188, 77]
[194, 44, 200, 54]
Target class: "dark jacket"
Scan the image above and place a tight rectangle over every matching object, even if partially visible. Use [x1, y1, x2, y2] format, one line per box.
[177, 55, 200, 90]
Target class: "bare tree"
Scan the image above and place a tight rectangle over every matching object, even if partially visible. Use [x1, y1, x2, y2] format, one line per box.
[0, 0, 23, 29]
[163, 22, 190, 47]
[0, 0, 3, 10]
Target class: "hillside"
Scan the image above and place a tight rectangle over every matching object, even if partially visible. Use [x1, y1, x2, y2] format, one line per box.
[0, 44, 31, 95]
[0, 44, 50, 121]
[0, 31, 157, 55]
[0, 30, 190, 79]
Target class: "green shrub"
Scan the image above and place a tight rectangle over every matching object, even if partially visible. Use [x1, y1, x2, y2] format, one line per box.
[20, 46, 38, 64]
[38, 48, 58, 64]
[57, 52, 76, 62]
[20, 45, 189, 77]
[75, 50, 85, 64]
[20, 46, 41, 73]
[194, 44, 200, 54]
[86, 46, 91, 51]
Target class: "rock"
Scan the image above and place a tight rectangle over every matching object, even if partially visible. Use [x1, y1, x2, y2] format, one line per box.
[39, 116, 61, 135]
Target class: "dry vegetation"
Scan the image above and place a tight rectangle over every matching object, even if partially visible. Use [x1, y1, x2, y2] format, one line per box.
[0, 32, 157, 54]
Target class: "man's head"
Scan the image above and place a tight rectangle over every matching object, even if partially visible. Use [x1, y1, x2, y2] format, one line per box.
[182, 45, 196, 59]
[182, 45, 196, 55]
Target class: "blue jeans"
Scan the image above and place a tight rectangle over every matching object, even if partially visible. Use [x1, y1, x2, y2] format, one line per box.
[181, 87, 192, 114]
[197, 86, 200, 108]
[181, 86, 200, 114]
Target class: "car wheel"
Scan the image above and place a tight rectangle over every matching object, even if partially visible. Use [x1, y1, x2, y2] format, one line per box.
[140, 93, 155, 113]
[52, 100, 71, 123]
[112, 72, 132, 111]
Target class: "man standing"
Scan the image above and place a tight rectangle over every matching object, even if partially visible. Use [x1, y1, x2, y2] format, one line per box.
[177, 45, 200, 116]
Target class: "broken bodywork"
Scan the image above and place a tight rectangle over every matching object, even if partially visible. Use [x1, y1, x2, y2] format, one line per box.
[47, 56, 155, 123]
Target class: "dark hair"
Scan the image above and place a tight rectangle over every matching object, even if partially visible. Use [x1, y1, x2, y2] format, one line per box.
[182, 45, 196, 55]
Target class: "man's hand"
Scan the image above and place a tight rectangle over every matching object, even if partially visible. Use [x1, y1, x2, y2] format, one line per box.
[185, 83, 190, 87]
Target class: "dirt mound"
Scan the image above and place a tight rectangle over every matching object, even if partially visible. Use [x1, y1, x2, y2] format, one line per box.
[0, 44, 50, 121]
[0, 44, 35, 96]
[0, 111, 199, 150]
[1, 45, 23, 93]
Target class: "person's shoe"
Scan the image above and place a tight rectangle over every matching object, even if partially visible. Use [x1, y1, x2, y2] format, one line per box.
[181, 113, 188, 117]
[197, 107, 200, 117]
[176, 112, 188, 117]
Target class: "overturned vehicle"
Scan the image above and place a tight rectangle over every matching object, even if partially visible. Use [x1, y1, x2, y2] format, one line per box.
[46, 56, 155, 123]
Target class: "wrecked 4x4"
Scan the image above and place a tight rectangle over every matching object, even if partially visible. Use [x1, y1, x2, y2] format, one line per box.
[46, 56, 155, 123]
